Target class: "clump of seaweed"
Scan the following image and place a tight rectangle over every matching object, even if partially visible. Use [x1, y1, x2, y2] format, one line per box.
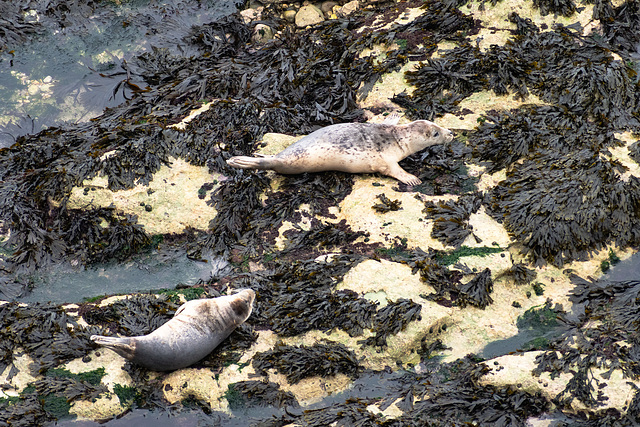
[455, 268, 493, 309]
[395, 140, 476, 195]
[279, 219, 371, 258]
[239, 255, 377, 337]
[486, 149, 640, 266]
[403, 248, 494, 309]
[532, 0, 577, 17]
[595, 0, 640, 54]
[499, 261, 537, 285]
[372, 194, 402, 213]
[296, 355, 549, 426]
[360, 299, 422, 348]
[470, 105, 622, 173]
[423, 192, 483, 247]
[225, 381, 298, 410]
[0, 302, 101, 375]
[252, 340, 362, 384]
[81, 293, 179, 336]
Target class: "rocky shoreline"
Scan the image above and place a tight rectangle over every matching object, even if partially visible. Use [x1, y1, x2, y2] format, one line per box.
[2, 0, 640, 425]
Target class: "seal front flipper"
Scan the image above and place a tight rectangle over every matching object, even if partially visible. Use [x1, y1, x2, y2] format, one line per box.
[383, 163, 421, 186]
[227, 155, 278, 170]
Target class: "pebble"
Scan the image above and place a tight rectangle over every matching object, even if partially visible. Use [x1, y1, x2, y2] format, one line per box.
[283, 9, 297, 22]
[295, 4, 325, 27]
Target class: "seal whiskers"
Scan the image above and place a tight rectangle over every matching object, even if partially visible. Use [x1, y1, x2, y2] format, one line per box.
[90, 289, 256, 371]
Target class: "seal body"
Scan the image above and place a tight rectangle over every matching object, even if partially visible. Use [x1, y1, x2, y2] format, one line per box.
[91, 289, 256, 371]
[226, 117, 454, 185]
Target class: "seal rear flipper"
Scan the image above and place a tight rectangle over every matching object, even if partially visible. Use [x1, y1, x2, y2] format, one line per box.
[91, 335, 136, 360]
[226, 155, 276, 170]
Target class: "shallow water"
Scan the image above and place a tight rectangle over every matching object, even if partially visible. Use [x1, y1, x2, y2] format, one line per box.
[0, 0, 238, 147]
[603, 252, 640, 282]
[17, 251, 215, 304]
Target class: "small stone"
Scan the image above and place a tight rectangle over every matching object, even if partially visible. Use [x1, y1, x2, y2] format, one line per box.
[333, 0, 358, 17]
[145, 204, 153, 212]
[295, 4, 324, 27]
[43, 76, 52, 83]
[240, 8, 261, 24]
[27, 84, 39, 96]
[283, 9, 297, 22]
[253, 23, 274, 43]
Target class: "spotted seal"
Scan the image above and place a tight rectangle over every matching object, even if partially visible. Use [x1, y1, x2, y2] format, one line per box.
[226, 114, 454, 185]
[90, 289, 255, 371]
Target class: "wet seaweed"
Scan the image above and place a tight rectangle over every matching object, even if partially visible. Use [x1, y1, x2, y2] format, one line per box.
[0, 394, 53, 427]
[360, 299, 423, 348]
[280, 219, 370, 257]
[81, 293, 179, 336]
[225, 380, 298, 410]
[238, 255, 377, 337]
[500, 262, 537, 285]
[399, 16, 640, 128]
[486, 149, 640, 266]
[395, 140, 476, 195]
[0, 2, 42, 51]
[372, 194, 402, 213]
[423, 192, 483, 247]
[532, 0, 577, 17]
[470, 104, 623, 173]
[0, 302, 100, 375]
[456, 268, 493, 309]
[252, 340, 362, 384]
[596, 0, 640, 55]
[296, 355, 549, 426]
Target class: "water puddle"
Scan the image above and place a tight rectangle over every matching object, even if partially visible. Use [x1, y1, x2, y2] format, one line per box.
[603, 252, 640, 282]
[16, 250, 217, 304]
[0, 0, 238, 147]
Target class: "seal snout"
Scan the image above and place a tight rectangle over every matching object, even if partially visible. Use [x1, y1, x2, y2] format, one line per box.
[444, 128, 454, 142]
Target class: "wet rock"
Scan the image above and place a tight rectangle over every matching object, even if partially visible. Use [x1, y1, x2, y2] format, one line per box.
[253, 24, 274, 43]
[240, 7, 263, 24]
[295, 5, 325, 27]
[283, 9, 297, 22]
[333, 0, 358, 17]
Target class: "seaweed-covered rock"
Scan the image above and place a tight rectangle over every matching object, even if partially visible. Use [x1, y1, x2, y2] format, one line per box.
[225, 380, 298, 410]
[487, 149, 640, 266]
[360, 298, 422, 348]
[252, 340, 362, 384]
[532, 0, 577, 17]
[423, 193, 483, 247]
[0, 302, 99, 375]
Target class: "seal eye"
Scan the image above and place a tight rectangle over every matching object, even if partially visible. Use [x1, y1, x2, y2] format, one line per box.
[433, 131, 440, 138]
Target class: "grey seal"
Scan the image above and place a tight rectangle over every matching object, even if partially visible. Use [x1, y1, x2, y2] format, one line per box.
[226, 114, 454, 185]
[90, 289, 255, 371]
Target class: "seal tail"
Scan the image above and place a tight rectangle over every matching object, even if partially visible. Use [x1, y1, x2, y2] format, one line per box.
[91, 335, 136, 359]
[226, 155, 277, 170]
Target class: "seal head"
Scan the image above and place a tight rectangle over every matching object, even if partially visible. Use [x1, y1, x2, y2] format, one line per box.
[91, 289, 256, 371]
